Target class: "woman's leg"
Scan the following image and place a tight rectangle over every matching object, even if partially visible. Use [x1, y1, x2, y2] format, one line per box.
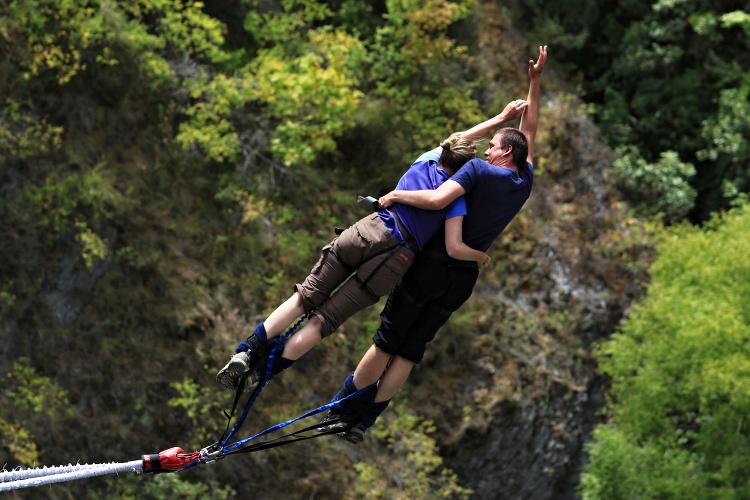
[262, 293, 306, 339]
[278, 315, 323, 360]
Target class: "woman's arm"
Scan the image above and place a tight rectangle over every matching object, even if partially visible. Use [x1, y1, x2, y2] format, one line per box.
[444, 216, 491, 268]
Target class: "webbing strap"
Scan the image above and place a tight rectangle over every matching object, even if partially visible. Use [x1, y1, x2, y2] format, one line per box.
[211, 314, 376, 458]
[226, 419, 344, 455]
[222, 386, 373, 454]
[218, 314, 309, 448]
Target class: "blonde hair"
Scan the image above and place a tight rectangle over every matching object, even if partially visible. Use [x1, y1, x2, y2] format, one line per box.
[439, 132, 476, 173]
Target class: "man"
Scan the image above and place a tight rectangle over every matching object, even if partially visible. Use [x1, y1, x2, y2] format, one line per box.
[324, 45, 548, 444]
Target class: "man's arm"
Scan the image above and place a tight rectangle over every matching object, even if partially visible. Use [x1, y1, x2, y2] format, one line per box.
[379, 179, 465, 210]
[444, 216, 490, 267]
[519, 45, 547, 165]
[461, 99, 528, 141]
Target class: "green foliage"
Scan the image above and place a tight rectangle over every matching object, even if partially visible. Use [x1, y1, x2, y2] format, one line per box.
[75, 219, 109, 268]
[697, 78, 750, 207]
[335, 0, 378, 37]
[20, 170, 82, 235]
[176, 71, 251, 163]
[612, 146, 696, 221]
[4, 0, 226, 86]
[581, 206, 750, 498]
[721, 9, 750, 38]
[1, 358, 72, 466]
[97, 473, 235, 499]
[354, 404, 473, 499]
[6, 0, 110, 84]
[130, 0, 229, 64]
[248, 30, 366, 165]
[18, 165, 126, 248]
[168, 378, 226, 447]
[0, 99, 63, 162]
[244, 0, 333, 49]
[177, 1, 367, 166]
[580, 426, 714, 499]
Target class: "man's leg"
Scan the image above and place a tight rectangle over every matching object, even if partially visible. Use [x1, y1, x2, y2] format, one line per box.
[333, 358, 406, 444]
[375, 356, 414, 402]
[349, 266, 479, 435]
[353, 345, 392, 389]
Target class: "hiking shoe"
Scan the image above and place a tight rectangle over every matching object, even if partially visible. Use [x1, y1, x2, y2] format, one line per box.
[337, 423, 366, 445]
[318, 411, 351, 433]
[216, 351, 263, 392]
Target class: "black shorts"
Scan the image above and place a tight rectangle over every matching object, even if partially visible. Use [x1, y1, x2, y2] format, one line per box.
[372, 251, 479, 364]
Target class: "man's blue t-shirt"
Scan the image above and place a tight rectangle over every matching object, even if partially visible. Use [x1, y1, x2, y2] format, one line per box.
[435, 157, 534, 252]
[379, 149, 466, 251]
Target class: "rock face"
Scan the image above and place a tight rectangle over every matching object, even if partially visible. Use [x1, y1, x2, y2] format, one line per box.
[447, 376, 607, 499]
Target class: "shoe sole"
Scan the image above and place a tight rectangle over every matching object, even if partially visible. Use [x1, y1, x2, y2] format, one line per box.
[243, 371, 262, 393]
[216, 356, 249, 390]
[337, 429, 364, 444]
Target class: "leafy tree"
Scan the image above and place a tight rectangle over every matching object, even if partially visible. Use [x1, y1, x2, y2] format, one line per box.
[697, 70, 750, 210]
[581, 205, 750, 498]
[513, 0, 750, 221]
[367, 0, 483, 163]
[246, 29, 366, 166]
[612, 146, 696, 222]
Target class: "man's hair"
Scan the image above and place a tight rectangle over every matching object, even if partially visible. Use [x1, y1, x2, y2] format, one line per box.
[497, 127, 528, 167]
[439, 132, 476, 172]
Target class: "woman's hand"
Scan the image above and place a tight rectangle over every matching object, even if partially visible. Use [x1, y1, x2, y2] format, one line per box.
[499, 100, 528, 122]
[479, 253, 491, 269]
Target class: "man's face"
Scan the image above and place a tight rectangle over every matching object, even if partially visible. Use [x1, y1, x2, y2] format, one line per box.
[484, 133, 509, 166]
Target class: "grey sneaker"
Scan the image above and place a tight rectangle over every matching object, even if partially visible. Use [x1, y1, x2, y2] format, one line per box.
[337, 422, 366, 444]
[216, 351, 262, 392]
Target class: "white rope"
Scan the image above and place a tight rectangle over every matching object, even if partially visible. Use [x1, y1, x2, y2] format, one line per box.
[0, 460, 143, 492]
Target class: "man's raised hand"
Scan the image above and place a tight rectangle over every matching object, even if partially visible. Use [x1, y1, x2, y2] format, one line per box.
[529, 45, 547, 79]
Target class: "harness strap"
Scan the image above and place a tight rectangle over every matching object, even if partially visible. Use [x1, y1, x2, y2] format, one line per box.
[226, 418, 345, 455]
[206, 367, 264, 456]
[245, 332, 271, 361]
[390, 209, 418, 251]
[221, 385, 375, 454]
[218, 314, 309, 449]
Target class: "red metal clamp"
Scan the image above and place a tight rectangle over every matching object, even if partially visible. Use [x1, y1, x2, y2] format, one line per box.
[142, 447, 201, 474]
